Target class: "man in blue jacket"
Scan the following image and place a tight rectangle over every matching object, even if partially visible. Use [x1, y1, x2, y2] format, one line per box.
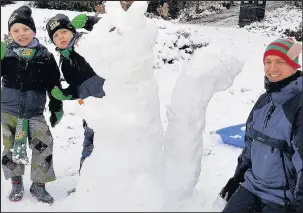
[220, 37, 303, 212]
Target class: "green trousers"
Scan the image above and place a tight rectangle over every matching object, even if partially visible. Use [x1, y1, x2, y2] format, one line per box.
[1, 112, 56, 183]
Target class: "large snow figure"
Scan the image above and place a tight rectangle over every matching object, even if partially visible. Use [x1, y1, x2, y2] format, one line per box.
[162, 45, 244, 204]
[70, 1, 164, 211]
[78, 1, 156, 82]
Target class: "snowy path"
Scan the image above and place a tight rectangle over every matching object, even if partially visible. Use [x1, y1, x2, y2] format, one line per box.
[185, 1, 286, 27]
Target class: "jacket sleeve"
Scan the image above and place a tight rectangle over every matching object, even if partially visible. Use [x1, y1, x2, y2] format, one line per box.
[46, 54, 63, 113]
[84, 16, 101, 31]
[1, 59, 6, 77]
[233, 109, 253, 182]
[292, 107, 303, 206]
[61, 85, 79, 100]
[60, 55, 80, 99]
[233, 94, 267, 182]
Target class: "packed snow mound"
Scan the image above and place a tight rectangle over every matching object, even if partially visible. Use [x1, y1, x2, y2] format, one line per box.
[68, 1, 165, 211]
[162, 44, 245, 205]
[76, 1, 157, 82]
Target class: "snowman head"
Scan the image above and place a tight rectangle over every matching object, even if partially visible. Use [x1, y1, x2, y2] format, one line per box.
[76, 1, 158, 82]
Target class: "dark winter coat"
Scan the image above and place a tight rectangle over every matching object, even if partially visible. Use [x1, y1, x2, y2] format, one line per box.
[58, 19, 105, 100]
[59, 48, 105, 99]
[1, 40, 63, 118]
[234, 71, 303, 207]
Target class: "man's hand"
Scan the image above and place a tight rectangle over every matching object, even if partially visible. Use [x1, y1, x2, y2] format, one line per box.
[219, 177, 240, 201]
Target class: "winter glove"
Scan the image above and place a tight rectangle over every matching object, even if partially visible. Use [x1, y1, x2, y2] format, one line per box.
[51, 86, 72, 101]
[72, 14, 88, 29]
[294, 199, 303, 212]
[60, 47, 73, 59]
[219, 177, 241, 202]
[72, 14, 101, 31]
[1, 41, 7, 60]
[50, 109, 64, 127]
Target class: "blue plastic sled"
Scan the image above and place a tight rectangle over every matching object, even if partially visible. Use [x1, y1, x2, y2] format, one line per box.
[216, 123, 246, 148]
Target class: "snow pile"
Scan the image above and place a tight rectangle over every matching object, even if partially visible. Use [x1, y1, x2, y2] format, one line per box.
[154, 20, 209, 68]
[244, 4, 302, 39]
[68, 2, 165, 211]
[162, 43, 244, 210]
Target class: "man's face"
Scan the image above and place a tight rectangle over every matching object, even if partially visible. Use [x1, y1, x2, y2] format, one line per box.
[52, 28, 74, 49]
[264, 55, 297, 82]
[10, 23, 35, 47]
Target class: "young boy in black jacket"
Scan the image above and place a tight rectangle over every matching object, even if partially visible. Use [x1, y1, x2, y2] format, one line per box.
[46, 14, 105, 172]
[1, 6, 63, 204]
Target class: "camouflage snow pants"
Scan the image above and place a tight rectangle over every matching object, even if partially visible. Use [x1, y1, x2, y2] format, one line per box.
[1, 112, 56, 183]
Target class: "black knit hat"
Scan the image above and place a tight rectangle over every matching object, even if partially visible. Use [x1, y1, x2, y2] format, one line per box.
[8, 6, 36, 33]
[46, 14, 76, 41]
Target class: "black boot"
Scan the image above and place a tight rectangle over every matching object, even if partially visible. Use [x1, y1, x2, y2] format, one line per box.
[30, 182, 54, 204]
[9, 176, 24, 202]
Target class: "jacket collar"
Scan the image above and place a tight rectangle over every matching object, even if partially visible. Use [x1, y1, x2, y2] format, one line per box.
[265, 71, 302, 105]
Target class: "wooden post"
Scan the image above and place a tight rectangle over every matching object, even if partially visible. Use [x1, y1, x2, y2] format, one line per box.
[196, 1, 199, 13]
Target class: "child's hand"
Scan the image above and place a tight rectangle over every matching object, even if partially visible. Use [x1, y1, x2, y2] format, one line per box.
[72, 14, 88, 29]
[1, 41, 7, 60]
[51, 86, 72, 100]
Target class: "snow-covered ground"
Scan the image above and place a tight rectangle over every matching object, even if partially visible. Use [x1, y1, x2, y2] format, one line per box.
[1, 1, 302, 212]
[187, 1, 301, 34]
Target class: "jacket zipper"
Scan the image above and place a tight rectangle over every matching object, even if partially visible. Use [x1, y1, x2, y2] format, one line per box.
[263, 92, 275, 130]
[280, 151, 291, 207]
[19, 61, 29, 117]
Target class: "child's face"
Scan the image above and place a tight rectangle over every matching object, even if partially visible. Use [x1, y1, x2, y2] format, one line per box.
[264, 55, 296, 82]
[53, 29, 74, 49]
[9, 23, 35, 47]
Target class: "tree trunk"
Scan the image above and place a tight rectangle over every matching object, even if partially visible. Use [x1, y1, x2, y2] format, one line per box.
[196, 1, 199, 13]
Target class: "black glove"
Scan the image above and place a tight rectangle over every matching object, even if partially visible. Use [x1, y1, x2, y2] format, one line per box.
[50, 110, 63, 127]
[294, 199, 303, 212]
[220, 177, 240, 202]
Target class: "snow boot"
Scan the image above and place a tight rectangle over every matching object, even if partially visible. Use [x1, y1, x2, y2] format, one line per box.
[9, 176, 24, 202]
[30, 182, 54, 204]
